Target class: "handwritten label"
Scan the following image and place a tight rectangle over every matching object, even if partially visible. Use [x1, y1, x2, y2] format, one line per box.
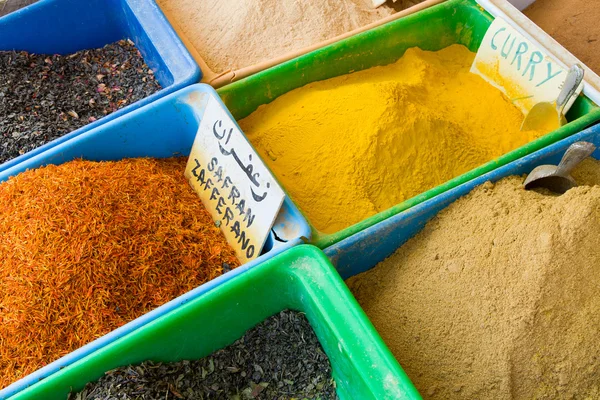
[185, 95, 285, 263]
[471, 17, 582, 114]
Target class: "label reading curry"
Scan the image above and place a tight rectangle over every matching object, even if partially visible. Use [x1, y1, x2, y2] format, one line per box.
[471, 17, 582, 114]
[185, 95, 285, 263]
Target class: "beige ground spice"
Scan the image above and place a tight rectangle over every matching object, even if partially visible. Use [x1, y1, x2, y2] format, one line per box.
[156, 0, 419, 72]
[525, 0, 600, 74]
[347, 158, 600, 399]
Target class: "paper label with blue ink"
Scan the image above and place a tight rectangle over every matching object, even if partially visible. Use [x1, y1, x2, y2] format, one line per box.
[471, 17, 583, 115]
[185, 95, 285, 263]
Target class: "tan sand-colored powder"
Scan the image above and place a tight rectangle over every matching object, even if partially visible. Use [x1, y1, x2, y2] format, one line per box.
[0, 0, 37, 17]
[156, 0, 420, 72]
[525, 0, 600, 74]
[347, 158, 600, 399]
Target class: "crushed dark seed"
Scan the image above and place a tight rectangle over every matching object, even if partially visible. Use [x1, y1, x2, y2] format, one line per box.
[0, 39, 161, 164]
[69, 310, 339, 400]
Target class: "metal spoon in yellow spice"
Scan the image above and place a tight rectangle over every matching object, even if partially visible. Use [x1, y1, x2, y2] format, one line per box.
[239, 44, 546, 234]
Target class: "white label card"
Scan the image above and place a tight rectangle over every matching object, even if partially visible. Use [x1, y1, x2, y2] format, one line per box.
[471, 17, 582, 114]
[184, 95, 285, 263]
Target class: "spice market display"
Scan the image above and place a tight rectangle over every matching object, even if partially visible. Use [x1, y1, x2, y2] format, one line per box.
[2, 0, 600, 399]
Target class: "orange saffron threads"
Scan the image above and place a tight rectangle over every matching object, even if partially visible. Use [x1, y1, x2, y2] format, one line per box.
[0, 157, 240, 388]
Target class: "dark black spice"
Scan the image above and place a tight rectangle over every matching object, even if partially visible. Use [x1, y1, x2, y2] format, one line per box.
[0, 39, 161, 164]
[70, 310, 339, 400]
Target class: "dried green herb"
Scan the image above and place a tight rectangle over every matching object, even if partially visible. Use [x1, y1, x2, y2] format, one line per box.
[70, 310, 339, 400]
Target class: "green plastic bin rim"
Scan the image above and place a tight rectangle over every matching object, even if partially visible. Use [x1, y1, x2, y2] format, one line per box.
[9, 245, 421, 400]
[217, 0, 600, 249]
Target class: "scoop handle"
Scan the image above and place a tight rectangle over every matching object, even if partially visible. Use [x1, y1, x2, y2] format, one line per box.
[556, 64, 585, 115]
[556, 141, 596, 176]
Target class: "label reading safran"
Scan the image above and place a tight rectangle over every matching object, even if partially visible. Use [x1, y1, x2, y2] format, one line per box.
[185, 95, 285, 263]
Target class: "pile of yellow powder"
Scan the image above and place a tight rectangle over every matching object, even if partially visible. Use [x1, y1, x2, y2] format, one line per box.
[347, 158, 600, 399]
[239, 45, 544, 234]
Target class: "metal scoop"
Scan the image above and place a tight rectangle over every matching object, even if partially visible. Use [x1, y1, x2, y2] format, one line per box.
[523, 141, 596, 194]
[520, 64, 585, 132]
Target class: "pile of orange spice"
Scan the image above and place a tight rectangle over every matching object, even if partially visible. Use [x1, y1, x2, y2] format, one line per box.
[0, 157, 240, 388]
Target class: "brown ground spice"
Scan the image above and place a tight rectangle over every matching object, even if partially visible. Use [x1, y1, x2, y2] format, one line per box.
[156, 0, 418, 72]
[0, 157, 240, 388]
[347, 158, 600, 399]
[525, 0, 600, 74]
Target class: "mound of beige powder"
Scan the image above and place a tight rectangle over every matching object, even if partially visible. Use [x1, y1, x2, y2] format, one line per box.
[157, 0, 421, 72]
[347, 158, 600, 399]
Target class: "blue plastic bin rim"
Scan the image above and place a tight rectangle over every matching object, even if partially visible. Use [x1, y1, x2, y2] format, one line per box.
[0, 0, 201, 173]
[0, 83, 311, 399]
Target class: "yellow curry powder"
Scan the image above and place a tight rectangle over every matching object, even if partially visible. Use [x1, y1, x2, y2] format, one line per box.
[239, 45, 545, 234]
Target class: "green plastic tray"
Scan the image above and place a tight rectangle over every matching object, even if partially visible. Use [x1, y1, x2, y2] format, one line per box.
[217, 0, 600, 249]
[10, 245, 420, 400]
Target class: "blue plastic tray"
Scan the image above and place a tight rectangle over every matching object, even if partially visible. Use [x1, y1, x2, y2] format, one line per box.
[0, 84, 311, 399]
[325, 123, 600, 279]
[0, 0, 200, 173]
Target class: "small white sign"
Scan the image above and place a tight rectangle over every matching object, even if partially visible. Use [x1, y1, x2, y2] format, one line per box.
[471, 17, 582, 114]
[185, 95, 285, 263]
